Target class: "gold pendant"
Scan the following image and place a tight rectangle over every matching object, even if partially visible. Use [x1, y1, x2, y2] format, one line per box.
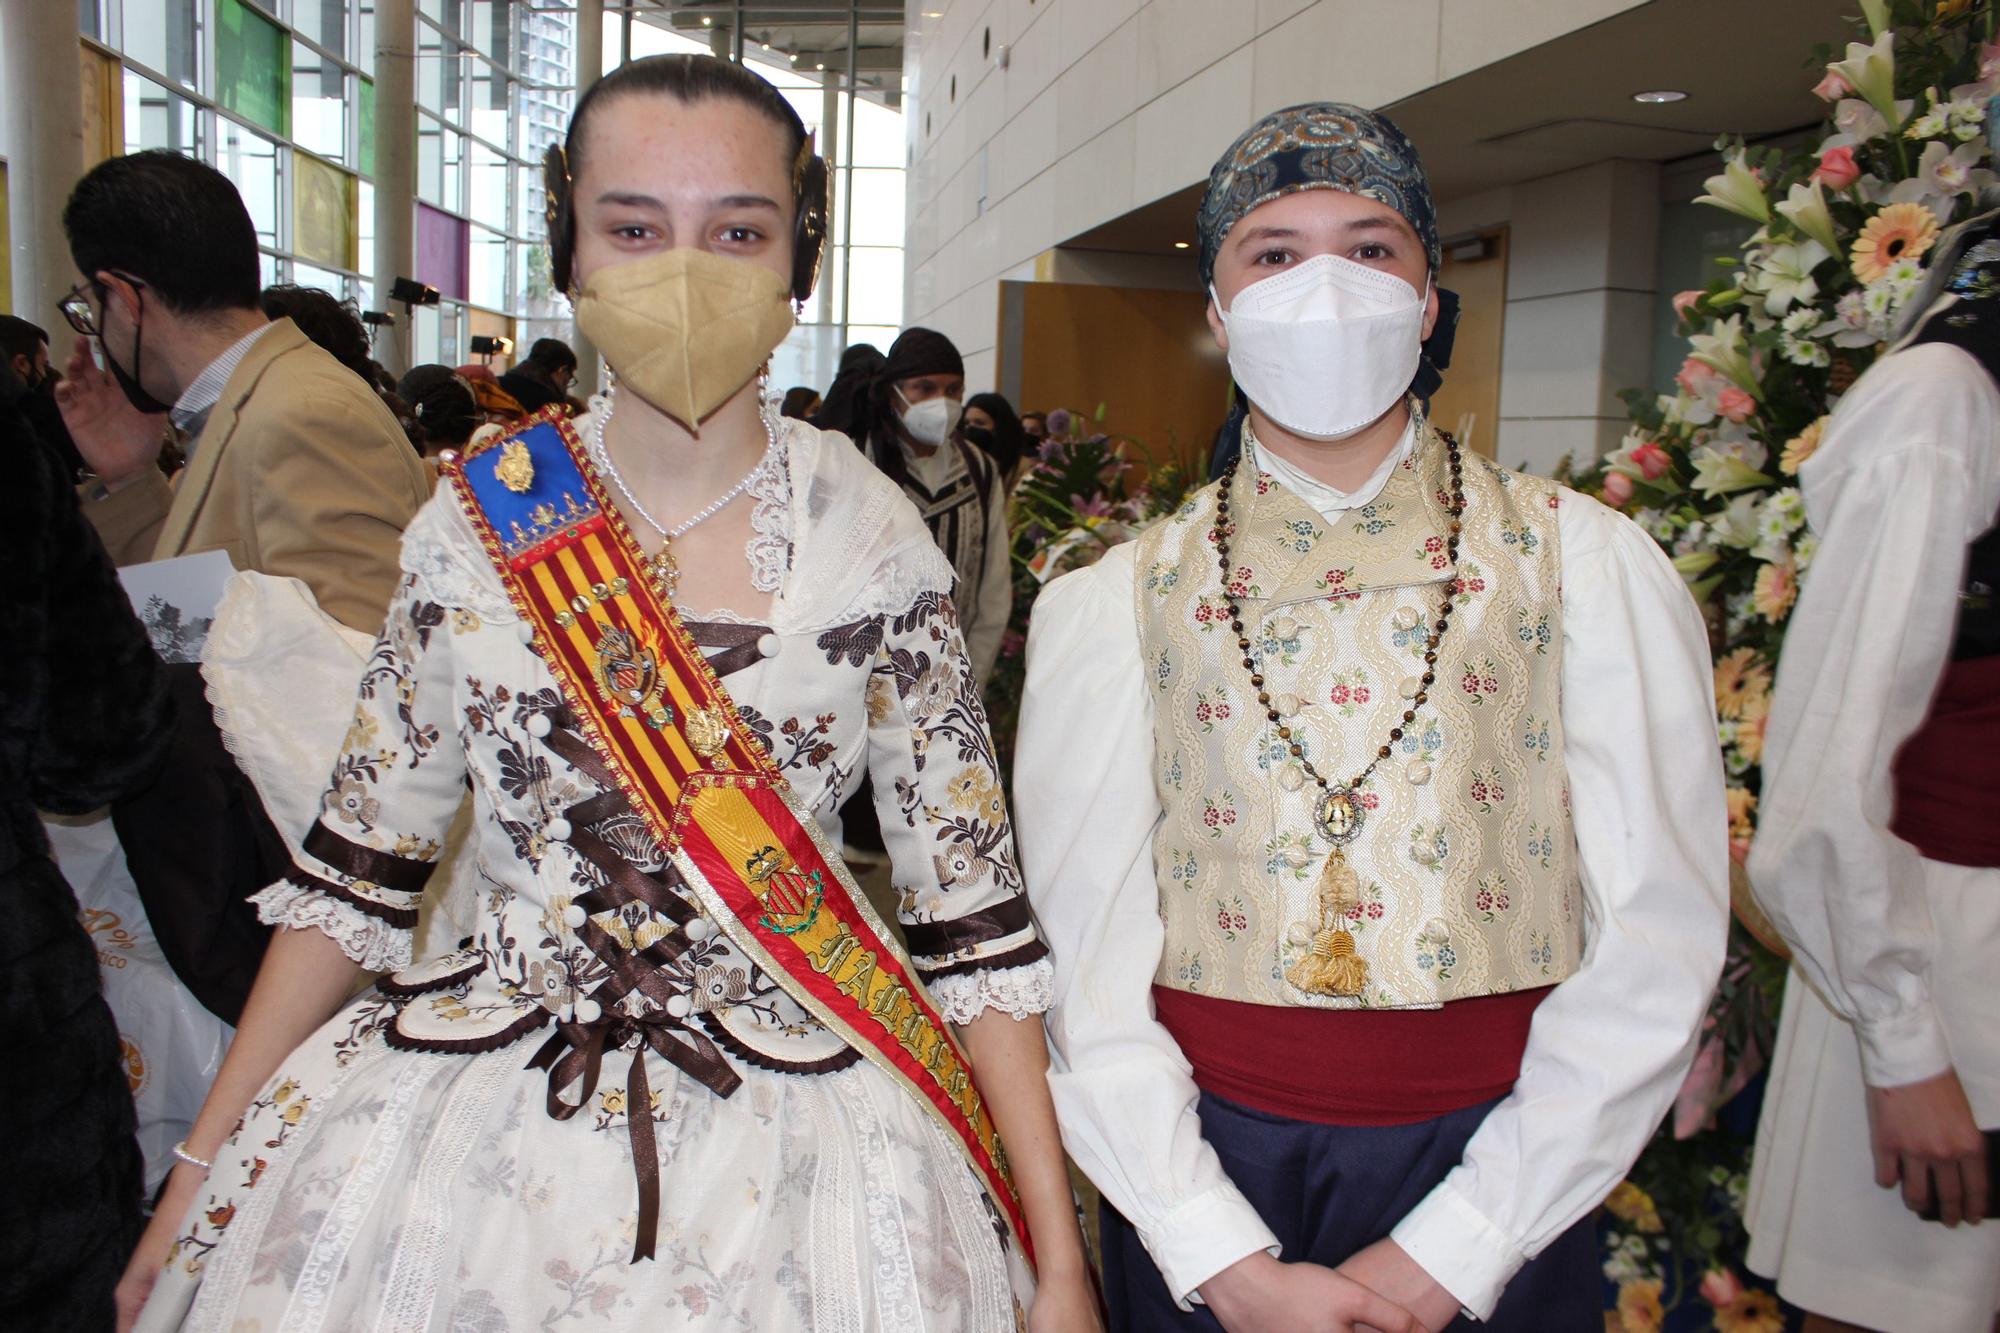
[1285, 848, 1370, 997]
[643, 546, 679, 598]
[1315, 786, 1363, 845]
[495, 438, 536, 493]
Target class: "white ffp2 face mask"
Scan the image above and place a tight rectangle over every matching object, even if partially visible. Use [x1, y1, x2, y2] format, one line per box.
[897, 390, 962, 448]
[1214, 253, 1428, 440]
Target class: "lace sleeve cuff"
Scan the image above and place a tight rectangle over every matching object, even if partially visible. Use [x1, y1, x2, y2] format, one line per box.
[925, 956, 1054, 1025]
[251, 879, 414, 972]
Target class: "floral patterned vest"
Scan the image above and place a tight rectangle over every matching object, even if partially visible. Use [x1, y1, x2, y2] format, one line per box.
[1136, 426, 1586, 1008]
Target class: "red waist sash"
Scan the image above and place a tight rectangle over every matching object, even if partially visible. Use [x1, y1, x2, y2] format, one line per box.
[1891, 655, 2000, 868]
[1153, 985, 1552, 1126]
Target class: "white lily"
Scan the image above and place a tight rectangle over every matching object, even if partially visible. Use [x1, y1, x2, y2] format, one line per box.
[1689, 315, 1760, 395]
[1859, 0, 1889, 37]
[1696, 155, 1771, 223]
[1711, 491, 1768, 547]
[1830, 32, 1902, 132]
[1747, 239, 1830, 316]
[1775, 182, 1842, 255]
[1692, 449, 1775, 500]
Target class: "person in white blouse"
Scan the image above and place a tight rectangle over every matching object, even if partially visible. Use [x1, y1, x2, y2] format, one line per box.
[1015, 103, 1730, 1332]
[1744, 216, 2000, 1333]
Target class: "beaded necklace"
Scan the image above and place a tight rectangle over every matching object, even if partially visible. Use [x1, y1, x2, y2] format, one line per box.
[1209, 423, 1466, 996]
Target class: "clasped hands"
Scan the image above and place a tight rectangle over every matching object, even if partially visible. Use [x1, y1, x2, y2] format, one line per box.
[1199, 1239, 1460, 1333]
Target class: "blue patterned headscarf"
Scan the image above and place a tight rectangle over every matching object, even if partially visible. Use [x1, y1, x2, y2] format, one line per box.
[1197, 102, 1440, 288]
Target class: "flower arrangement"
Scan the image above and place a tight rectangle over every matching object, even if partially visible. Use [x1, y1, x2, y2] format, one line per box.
[1585, 2, 1997, 1325]
[983, 407, 1201, 782]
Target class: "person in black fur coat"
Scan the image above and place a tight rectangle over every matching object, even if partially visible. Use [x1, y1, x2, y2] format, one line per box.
[0, 356, 173, 1329]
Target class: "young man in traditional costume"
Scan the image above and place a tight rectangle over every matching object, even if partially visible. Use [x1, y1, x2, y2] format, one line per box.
[1744, 213, 2000, 1333]
[1017, 103, 1730, 1331]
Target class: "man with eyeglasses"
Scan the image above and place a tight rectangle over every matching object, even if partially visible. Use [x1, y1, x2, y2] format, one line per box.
[56, 149, 428, 634]
[50, 151, 437, 1044]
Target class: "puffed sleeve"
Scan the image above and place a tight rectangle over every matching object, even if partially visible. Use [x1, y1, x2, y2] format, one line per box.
[1015, 542, 1280, 1305]
[247, 564, 471, 971]
[865, 588, 1052, 1024]
[1389, 491, 1730, 1319]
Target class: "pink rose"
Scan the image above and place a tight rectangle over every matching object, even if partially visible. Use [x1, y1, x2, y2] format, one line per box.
[1982, 40, 2000, 83]
[1676, 357, 1722, 398]
[1671, 290, 1704, 321]
[1812, 68, 1853, 101]
[1812, 144, 1861, 191]
[1630, 441, 1670, 481]
[1601, 472, 1635, 507]
[1717, 386, 1756, 423]
[1700, 1268, 1747, 1308]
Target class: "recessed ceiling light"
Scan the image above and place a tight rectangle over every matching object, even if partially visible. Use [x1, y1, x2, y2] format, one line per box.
[700, 15, 712, 25]
[1631, 89, 1688, 104]
[1173, 241, 1190, 249]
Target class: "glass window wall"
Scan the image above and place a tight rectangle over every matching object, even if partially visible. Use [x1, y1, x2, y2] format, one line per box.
[83, 4, 898, 383]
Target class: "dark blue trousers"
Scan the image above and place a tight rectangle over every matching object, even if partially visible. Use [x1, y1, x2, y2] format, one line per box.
[1099, 1091, 1601, 1331]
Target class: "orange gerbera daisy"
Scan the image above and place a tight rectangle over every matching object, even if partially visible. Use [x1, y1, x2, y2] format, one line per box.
[1780, 416, 1828, 475]
[1735, 695, 1770, 765]
[1850, 203, 1940, 283]
[1713, 647, 1773, 721]
[1617, 1278, 1666, 1333]
[1754, 556, 1799, 622]
[1715, 1288, 1787, 1333]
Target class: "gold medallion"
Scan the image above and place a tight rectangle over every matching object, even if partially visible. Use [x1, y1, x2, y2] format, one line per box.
[495, 438, 536, 493]
[684, 706, 730, 758]
[593, 625, 658, 708]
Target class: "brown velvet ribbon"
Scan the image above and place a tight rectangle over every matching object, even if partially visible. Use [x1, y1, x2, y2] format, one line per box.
[525, 1010, 691, 1263]
[520, 720, 744, 1263]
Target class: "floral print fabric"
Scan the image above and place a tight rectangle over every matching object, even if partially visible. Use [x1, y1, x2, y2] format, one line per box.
[141, 429, 1046, 1329]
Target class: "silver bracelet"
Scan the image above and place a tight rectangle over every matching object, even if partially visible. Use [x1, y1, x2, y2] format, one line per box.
[171, 1141, 213, 1172]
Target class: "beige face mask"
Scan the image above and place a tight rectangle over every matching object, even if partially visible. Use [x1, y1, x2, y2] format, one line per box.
[575, 247, 795, 428]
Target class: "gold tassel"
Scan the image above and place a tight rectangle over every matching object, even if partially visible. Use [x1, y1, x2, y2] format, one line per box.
[1286, 850, 1370, 996]
[1287, 927, 1369, 996]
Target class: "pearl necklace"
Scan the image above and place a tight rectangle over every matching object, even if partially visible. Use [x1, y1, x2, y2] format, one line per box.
[588, 387, 779, 541]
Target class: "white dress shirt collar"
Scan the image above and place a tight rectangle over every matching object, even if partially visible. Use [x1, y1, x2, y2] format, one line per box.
[1248, 416, 1416, 519]
[172, 319, 278, 444]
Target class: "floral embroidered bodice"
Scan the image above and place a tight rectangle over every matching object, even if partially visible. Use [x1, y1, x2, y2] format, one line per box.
[254, 418, 1050, 1078]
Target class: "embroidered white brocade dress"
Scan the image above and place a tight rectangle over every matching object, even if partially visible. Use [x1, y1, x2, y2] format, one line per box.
[136, 415, 1051, 1332]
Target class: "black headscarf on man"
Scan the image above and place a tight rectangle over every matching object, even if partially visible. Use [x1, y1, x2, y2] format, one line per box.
[852, 327, 966, 488]
[1197, 103, 1460, 479]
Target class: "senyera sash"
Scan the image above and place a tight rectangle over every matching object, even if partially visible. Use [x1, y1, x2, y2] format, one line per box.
[444, 414, 1031, 1266]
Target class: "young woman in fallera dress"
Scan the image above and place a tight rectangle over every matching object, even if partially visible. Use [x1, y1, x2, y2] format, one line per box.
[119, 55, 1098, 1332]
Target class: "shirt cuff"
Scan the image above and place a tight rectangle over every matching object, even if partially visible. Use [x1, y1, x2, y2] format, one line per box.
[1141, 1184, 1281, 1311]
[1389, 1180, 1525, 1322]
[1854, 997, 1954, 1090]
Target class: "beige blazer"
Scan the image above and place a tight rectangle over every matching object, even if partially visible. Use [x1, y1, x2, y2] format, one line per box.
[86, 318, 432, 633]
